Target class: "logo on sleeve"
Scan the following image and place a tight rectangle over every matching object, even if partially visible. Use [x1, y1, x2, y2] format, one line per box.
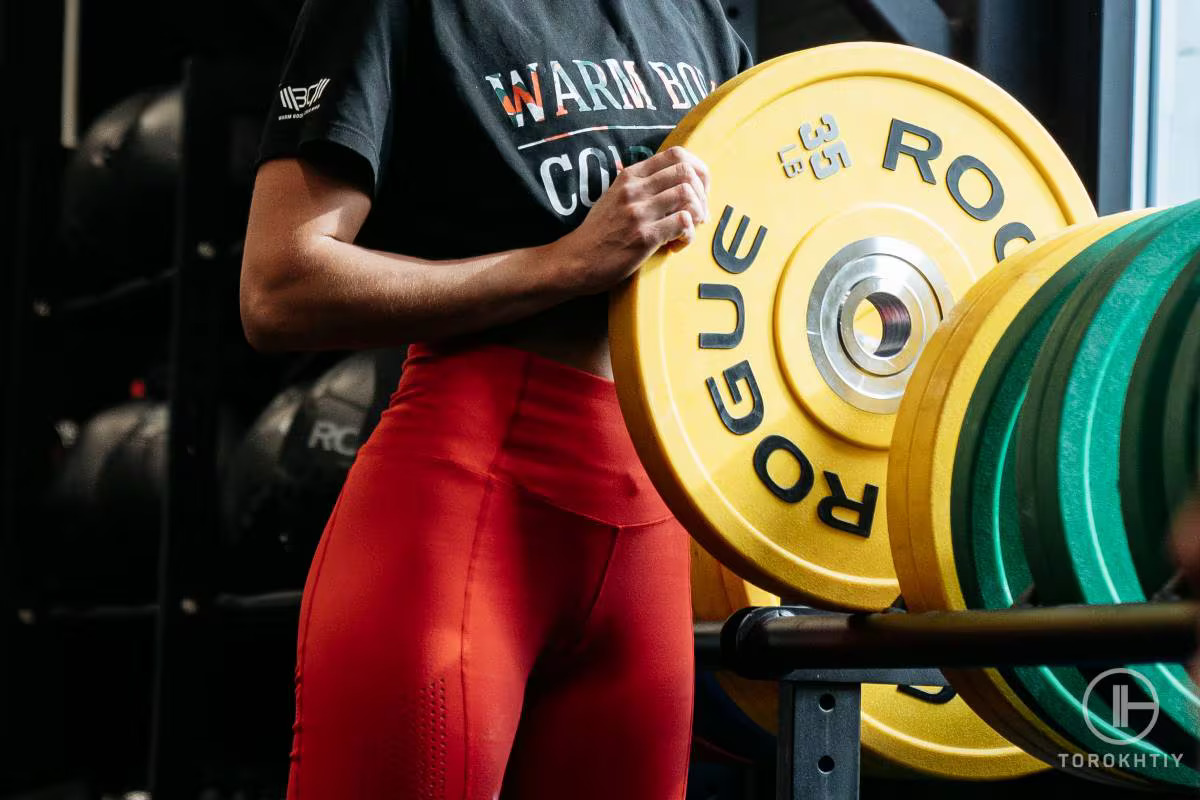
[278, 78, 331, 120]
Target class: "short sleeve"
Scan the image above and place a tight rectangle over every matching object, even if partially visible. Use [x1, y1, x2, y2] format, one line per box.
[257, 0, 405, 195]
[701, 1, 754, 79]
[732, 28, 754, 73]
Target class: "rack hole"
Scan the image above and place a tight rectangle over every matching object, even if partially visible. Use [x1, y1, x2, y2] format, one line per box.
[818, 693, 836, 711]
[818, 755, 835, 774]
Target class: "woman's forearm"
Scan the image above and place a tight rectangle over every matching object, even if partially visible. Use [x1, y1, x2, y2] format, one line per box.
[240, 148, 709, 352]
[242, 235, 579, 352]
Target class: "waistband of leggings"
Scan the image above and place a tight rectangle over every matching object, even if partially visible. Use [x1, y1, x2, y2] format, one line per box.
[376, 341, 671, 525]
[400, 340, 626, 443]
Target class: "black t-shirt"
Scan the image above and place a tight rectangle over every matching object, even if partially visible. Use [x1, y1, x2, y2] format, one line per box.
[258, 0, 751, 259]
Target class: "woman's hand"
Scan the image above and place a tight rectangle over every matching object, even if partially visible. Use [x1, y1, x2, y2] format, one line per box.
[547, 146, 711, 296]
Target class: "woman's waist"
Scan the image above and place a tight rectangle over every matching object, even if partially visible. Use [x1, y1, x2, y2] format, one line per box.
[487, 294, 613, 378]
[365, 340, 670, 525]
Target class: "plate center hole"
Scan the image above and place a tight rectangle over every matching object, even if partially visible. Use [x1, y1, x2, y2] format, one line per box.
[852, 291, 911, 358]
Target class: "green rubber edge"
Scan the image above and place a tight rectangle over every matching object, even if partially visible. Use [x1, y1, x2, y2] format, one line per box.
[950, 211, 1195, 787]
[1019, 202, 1193, 603]
[1121, 259, 1200, 596]
[1162, 302, 1200, 525]
[939, 218, 1164, 782]
[957, 213, 1160, 609]
[1019, 199, 1200, 749]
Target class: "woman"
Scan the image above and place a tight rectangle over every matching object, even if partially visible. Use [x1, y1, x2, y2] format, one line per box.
[241, 1, 751, 797]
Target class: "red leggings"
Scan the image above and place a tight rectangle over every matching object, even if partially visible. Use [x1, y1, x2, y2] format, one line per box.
[287, 343, 694, 800]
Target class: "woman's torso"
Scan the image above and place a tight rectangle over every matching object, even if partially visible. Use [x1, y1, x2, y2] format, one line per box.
[359, 0, 747, 376]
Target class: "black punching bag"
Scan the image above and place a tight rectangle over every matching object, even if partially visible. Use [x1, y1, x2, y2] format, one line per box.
[59, 86, 182, 296]
[48, 401, 162, 602]
[221, 349, 406, 591]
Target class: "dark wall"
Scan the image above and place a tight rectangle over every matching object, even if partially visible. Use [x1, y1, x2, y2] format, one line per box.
[752, 0, 1106, 203]
[759, 0, 871, 59]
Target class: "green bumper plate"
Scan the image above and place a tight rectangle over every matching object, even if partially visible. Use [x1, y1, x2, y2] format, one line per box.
[952, 209, 1197, 787]
[1018, 200, 1200, 758]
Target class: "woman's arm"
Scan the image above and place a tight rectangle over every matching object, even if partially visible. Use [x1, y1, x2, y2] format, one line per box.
[240, 147, 710, 352]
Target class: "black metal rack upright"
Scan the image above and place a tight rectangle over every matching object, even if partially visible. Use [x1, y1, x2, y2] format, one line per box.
[146, 57, 296, 799]
[148, 55, 244, 798]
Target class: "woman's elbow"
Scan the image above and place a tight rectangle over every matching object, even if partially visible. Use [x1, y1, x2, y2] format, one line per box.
[239, 253, 297, 353]
[240, 292, 284, 353]
[239, 158, 370, 351]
